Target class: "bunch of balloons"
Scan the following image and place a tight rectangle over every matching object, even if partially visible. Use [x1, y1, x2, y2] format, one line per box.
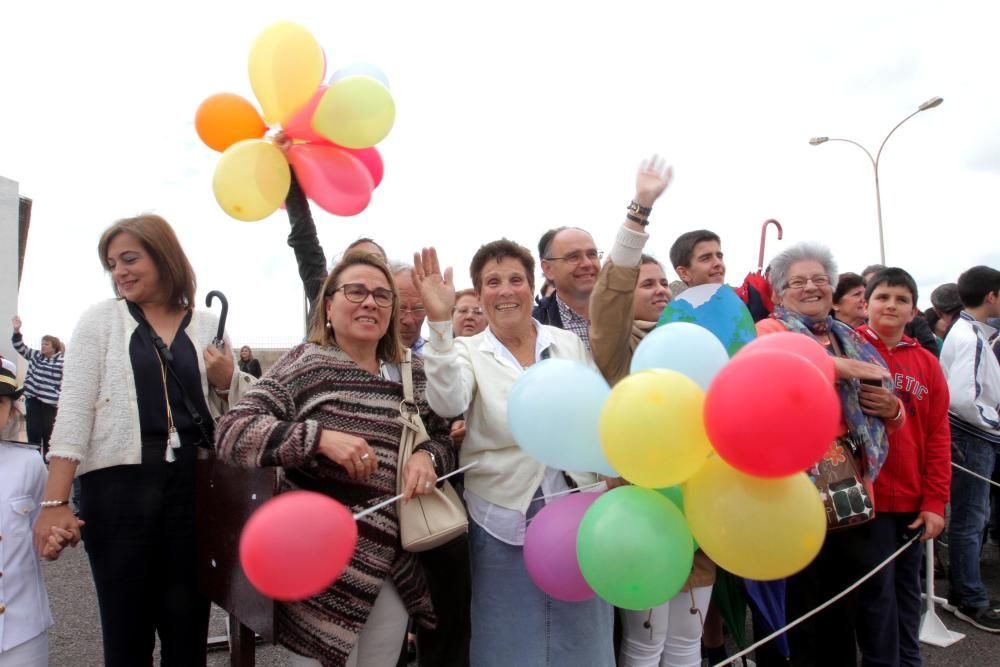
[195, 21, 393, 221]
[508, 285, 840, 609]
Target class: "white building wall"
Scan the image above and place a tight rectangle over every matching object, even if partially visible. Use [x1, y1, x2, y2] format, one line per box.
[0, 175, 19, 364]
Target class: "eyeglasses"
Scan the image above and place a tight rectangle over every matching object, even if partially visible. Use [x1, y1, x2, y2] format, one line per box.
[543, 250, 604, 265]
[398, 305, 426, 317]
[454, 307, 485, 316]
[785, 275, 831, 290]
[329, 283, 394, 308]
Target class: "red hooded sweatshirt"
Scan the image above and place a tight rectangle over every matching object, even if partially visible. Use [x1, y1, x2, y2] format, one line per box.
[857, 324, 952, 515]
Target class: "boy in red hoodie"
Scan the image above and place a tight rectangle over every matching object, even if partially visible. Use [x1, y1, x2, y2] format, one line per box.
[855, 267, 951, 666]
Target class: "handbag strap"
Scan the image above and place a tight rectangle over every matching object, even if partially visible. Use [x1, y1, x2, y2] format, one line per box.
[131, 305, 215, 447]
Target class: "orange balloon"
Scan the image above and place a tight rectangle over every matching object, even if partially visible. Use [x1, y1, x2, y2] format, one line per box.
[195, 93, 267, 152]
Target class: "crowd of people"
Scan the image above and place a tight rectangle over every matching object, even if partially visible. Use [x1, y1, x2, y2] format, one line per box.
[1, 153, 999, 667]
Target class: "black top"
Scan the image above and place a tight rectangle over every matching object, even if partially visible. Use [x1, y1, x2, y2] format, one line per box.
[127, 301, 213, 447]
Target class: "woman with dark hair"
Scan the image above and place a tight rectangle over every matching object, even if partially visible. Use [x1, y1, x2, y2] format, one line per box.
[216, 251, 456, 667]
[238, 345, 263, 378]
[758, 242, 904, 666]
[413, 242, 613, 667]
[10, 317, 64, 458]
[831, 272, 867, 329]
[32, 214, 241, 666]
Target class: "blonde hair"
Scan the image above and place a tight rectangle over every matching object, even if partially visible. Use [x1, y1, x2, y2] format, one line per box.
[308, 252, 403, 363]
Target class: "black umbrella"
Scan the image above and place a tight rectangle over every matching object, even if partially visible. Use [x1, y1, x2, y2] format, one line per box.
[205, 291, 228, 350]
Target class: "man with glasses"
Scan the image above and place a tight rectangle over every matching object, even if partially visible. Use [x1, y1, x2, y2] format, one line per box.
[392, 266, 427, 355]
[532, 227, 603, 349]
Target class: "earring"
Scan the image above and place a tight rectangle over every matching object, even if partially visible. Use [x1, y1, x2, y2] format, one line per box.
[325, 320, 332, 330]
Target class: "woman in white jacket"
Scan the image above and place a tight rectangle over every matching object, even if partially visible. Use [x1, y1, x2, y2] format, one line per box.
[32, 215, 240, 667]
[412, 241, 614, 667]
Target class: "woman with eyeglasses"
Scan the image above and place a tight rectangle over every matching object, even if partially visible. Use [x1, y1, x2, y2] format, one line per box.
[451, 289, 488, 338]
[755, 242, 903, 666]
[216, 251, 457, 667]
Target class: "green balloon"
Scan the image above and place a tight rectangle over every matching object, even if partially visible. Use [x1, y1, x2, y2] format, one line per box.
[577, 486, 694, 610]
[656, 485, 699, 552]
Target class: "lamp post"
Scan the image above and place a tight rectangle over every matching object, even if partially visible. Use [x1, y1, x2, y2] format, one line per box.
[809, 96, 943, 264]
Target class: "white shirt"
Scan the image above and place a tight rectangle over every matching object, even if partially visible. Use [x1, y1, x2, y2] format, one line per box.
[0, 442, 52, 653]
[941, 311, 1000, 442]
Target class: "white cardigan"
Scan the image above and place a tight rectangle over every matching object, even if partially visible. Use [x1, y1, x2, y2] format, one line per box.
[48, 299, 238, 475]
[422, 322, 594, 512]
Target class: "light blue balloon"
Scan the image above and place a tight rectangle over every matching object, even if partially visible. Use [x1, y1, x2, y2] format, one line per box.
[507, 359, 617, 476]
[657, 283, 756, 357]
[630, 322, 729, 390]
[328, 62, 391, 89]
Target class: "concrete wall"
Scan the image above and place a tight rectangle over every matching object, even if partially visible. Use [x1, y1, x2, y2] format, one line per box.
[0, 176, 18, 364]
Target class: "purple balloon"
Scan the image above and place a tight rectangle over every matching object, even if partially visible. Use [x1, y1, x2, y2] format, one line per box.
[523, 492, 602, 602]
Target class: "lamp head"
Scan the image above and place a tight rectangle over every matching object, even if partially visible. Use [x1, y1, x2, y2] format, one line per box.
[918, 97, 944, 111]
[809, 137, 829, 146]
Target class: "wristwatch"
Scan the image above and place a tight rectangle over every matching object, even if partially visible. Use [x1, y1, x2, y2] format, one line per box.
[627, 200, 653, 216]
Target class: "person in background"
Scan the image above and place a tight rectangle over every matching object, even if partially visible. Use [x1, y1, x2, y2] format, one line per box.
[532, 227, 603, 349]
[10, 317, 64, 459]
[939, 265, 1000, 632]
[831, 272, 867, 329]
[854, 268, 951, 666]
[415, 242, 614, 667]
[32, 214, 240, 666]
[216, 251, 456, 666]
[238, 345, 262, 379]
[929, 282, 963, 346]
[589, 156, 714, 667]
[452, 289, 488, 338]
[393, 265, 428, 354]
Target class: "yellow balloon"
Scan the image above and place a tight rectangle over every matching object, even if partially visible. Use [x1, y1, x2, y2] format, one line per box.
[685, 457, 826, 580]
[248, 21, 325, 126]
[212, 140, 290, 222]
[313, 76, 396, 149]
[599, 369, 713, 488]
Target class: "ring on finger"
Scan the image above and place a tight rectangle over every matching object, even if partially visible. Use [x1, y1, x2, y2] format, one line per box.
[360, 453, 370, 461]
[424, 481, 432, 489]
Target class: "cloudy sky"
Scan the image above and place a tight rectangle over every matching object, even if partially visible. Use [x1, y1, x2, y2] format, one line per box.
[3, 1, 997, 349]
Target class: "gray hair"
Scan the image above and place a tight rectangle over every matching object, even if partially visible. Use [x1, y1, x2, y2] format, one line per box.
[768, 241, 839, 297]
[389, 262, 413, 278]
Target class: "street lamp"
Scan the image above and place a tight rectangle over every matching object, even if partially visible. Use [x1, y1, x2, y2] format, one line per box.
[808, 96, 943, 264]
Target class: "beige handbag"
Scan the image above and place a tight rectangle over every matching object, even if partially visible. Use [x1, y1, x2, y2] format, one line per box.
[396, 349, 468, 552]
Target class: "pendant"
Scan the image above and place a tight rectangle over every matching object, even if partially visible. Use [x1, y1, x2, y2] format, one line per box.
[166, 429, 181, 463]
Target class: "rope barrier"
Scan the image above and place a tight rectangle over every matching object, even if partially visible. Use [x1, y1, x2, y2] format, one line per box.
[710, 532, 922, 667]
[952, 461, 1000, 489]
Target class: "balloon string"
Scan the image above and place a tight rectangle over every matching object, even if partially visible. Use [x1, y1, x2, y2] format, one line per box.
[352, 461, 478, 520]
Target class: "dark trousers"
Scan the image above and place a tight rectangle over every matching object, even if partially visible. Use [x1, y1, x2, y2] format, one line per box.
[786, 525, 872, 667]
[24, 397, 57, 456]
[856, 512, 923, 667]
[416, 534, 472, 667]
[80, 446, 209, 667]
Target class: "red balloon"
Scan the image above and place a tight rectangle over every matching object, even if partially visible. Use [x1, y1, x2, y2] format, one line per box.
[347, 146, 384, 188]
[287, 143, 375, 216]
[239, 491, 358, 600]
[283, 85, 329, 144]
[704, 349, 840, 478]
[736, 332, 836, 384]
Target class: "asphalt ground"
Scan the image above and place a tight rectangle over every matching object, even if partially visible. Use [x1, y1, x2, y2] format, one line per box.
[41, 539, 999, 666]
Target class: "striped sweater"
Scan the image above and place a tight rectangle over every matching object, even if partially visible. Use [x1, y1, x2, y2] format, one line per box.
[215, 342, 457, 667]
[11, 333, 63, 405]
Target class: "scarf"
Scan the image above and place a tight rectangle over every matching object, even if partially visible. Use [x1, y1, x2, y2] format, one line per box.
[771, 306, 890, 481]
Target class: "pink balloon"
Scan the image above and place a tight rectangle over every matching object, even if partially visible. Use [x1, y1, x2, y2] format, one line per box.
[736, 331, 836, 384]
[347, 146, 384, 188]
[240, 491, 358, 601]
[524, 492, 601, 602]
[283, 86, 329, 144]
[287, 143, 374, 216]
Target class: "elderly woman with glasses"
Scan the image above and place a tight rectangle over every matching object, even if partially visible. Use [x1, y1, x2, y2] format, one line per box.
[412, 242, 614, 667]
[756, 241, 904, 666]
[216, 251, 457, 667]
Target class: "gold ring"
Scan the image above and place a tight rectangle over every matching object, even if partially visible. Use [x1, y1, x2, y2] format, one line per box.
[424, 481, 432, 489]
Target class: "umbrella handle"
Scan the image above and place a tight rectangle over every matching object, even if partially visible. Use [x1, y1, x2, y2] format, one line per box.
[205, 291, 229, 350]
[758, 219, 783, 273]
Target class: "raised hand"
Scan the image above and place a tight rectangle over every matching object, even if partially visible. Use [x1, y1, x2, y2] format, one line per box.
[635, 155, 674, 208]
[11, 315, 22, 332]
[412, 247, 455, 321]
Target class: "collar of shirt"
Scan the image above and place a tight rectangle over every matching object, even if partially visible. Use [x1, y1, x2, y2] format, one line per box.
[479, 320, 554, 372]
[411, 336, 426, 356]
[960, 310, 999, 341]
[555, 294, 591, 348]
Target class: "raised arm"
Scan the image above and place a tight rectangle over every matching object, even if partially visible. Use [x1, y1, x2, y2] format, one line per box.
[590, 156, 673, 385]
[11, 315, 42, 363]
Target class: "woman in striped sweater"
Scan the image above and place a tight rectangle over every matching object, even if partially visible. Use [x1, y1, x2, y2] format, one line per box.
[10, 316, 63, 456]
[216, 251, 457, 667]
